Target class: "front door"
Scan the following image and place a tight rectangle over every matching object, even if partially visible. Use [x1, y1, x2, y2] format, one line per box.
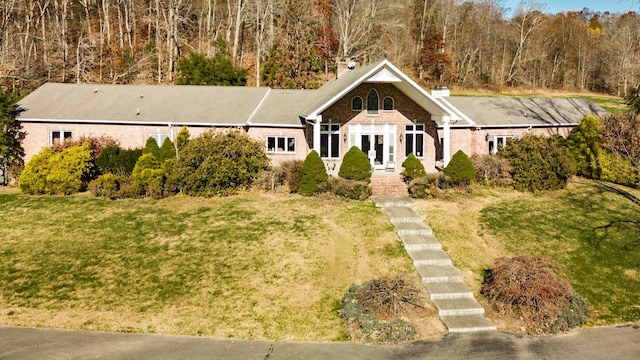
[360, 134, 386, 169]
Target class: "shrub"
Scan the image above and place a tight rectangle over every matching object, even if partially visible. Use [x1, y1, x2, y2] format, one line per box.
[327, 177, 372, 200]
[471, 154, 512, 186]
[443, 150, 476, 185]
[89, 173, 130, 199]
[339, 146, 372, 183]
[95, 145, 142, 176]
[340, 277, 420, 344]
[407, 174, 442, 199]
[50, 135, 119, 183]
[171, 130, 270, 196]
[282, 160, 303, 193]
[255, 166, 286, 191]
[598, 150, 639, 187]
[298, 150, 328, 196]
[158, 138, 177, 161]
[142, 137, 161, 158]
[482, 255, 589, 334]
[129, 153, 173, 199]
[401, 153, 426, 183]
[19, 143, 93, 195]
[498, 134, 576, 192]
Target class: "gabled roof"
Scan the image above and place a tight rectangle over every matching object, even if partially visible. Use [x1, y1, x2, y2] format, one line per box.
[443, 97, 609, 128]
[300, 59, 456, 120]
[17, 83, 271, 126]
[248, 89, 317, 127]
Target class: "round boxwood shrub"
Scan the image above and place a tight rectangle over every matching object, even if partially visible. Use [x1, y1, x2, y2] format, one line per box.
[443, 149, 476, 184]
[401, 153, 426, 183]
[298, 150, 328, 196]
[339, 146, 372, 183]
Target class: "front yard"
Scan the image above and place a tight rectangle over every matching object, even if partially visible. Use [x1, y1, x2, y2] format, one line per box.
[0, 189, 439, 340]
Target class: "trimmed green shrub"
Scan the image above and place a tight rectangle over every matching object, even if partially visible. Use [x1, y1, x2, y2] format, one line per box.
[499, 134, 576, 192]
[328, 177, 372, 200]
[171, 130, 270, 196]
[339, 146, 372, 183]
[89, 173, 130, 199]
[19, 143, 93, 195]
[143, 137, 161, 158]
[298, 150, 328, 196]
[482, 255, 589, 334]
[340, 278, 420, 344]
[566, 115, 604, 179]
[471, 154, 512, 186]
[95, 146, 142, 176]
[401, 153, 426, 183]
[128, 153, 174, 199]
[158, 138, 176, 161]
[443, 150, 476, 184]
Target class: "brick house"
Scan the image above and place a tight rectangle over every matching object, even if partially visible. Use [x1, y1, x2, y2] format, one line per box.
[17, 59, 607, 176]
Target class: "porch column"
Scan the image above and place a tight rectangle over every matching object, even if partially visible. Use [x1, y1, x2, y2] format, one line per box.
[443, 116, 451, 167]
[313, 115, 322, 153]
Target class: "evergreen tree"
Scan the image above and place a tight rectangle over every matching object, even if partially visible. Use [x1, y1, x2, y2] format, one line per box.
[158, 138, 176, 161]
[0, 91, 25, 168]
[177, 40, 248, 86]
[298, 150, 328, 196]
[339, 146, 372, 182]
[566, 115, 603, 179]
[143, 137, 161, 158]
[443, 150, 476, 184]
[175, 126, 190, 159]
[402, 153, 427, 182]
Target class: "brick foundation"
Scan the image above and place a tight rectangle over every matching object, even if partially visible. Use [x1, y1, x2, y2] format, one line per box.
[370, 174, 408, 196]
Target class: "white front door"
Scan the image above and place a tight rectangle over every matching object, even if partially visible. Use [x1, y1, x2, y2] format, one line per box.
[349, 124, 396, 170]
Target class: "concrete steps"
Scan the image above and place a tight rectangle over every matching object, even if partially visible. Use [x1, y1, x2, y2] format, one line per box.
[372, 196, 496, 333]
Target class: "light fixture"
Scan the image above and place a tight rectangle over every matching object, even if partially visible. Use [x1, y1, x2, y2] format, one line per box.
[399, 134, 403, 143]
[343, 133, 347, 142]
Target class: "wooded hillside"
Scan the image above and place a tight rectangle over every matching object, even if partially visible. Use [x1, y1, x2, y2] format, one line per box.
[1, 0, 639, 95]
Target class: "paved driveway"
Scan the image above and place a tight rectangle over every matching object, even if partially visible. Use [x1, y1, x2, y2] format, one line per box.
[1, 324, 639, 359]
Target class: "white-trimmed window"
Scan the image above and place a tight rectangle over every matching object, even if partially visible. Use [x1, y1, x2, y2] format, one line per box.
[383, 96, 394, 111]
[405, 124, 425, 158]
[51, 130, 72, 145]
[267, 136, 296, 153]
[367, 89, 379, 115]
[351, 96, 363, 111]
[487, 135, 515, 154]
[149, 132, 169, 146]
[320, 124, 340, 159]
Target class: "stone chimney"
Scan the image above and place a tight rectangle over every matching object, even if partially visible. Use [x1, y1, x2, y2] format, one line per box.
[336, 57, 358, 78]
[431, 86, 450, 99]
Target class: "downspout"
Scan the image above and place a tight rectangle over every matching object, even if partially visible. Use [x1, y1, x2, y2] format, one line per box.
[443, 116, 451, 167]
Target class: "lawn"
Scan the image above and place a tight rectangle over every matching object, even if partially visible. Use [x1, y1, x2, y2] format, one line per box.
[417, 179, 640, 328]
[0, 189, 425, 341]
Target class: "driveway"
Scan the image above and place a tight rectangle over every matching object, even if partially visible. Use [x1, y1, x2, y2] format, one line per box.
[1, 324, 639, 359]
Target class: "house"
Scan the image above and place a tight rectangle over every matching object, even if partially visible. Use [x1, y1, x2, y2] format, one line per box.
[16, 60, 608, 178]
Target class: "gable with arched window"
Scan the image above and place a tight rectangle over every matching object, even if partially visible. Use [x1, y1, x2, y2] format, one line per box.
[367, 89, 379, 115]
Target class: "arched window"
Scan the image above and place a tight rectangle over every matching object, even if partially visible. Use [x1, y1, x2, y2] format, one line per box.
[351, 96, 363, 111]
[383, 96, 394, 111]
[367, 89, 379, 115]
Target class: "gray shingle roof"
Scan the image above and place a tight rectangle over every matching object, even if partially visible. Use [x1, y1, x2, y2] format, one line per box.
[444, 97, 609, 127]
[249, 89, 318, 126]
[18, 83, 273, 126]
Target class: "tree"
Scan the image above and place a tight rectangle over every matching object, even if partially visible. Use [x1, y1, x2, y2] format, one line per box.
[0, 91, 25, 168]
[601, 112, 640, 169]
[402, 153, 426, 182]
[171, 130, 270, 196]
[338, 146, 371, 182]
[625, 85, 640, 114]
[443, 149, 475, 184]
[566, 115, 603, 179]
[499, 134, 576, 192]
[177, 47, 248, 86]
[298, 150, 328, 196]
[261, 0, 322, 89]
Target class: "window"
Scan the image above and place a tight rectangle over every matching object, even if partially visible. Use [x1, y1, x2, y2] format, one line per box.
[149, 132, 169, 146]
[367, 89, 379, 115]
[320, 124, 340, 158]
[266, 136, 296, 153]
[487, 135, 515, 154]
[51, 130, 72, 145]
[405, 124, 425, 158]
[383, 96, 394, 111]
[351, 96, 363, 111]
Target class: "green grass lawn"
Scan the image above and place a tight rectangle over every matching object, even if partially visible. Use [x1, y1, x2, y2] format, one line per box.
[419, 179, 640, 327]
[0, 189, 416, 340]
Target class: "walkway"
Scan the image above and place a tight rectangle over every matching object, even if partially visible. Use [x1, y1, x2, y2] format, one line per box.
[373, 196, 496, 333]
